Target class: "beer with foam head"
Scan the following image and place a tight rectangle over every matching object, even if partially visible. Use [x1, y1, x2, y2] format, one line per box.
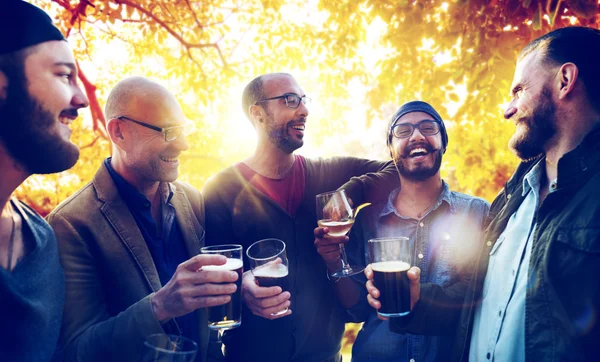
[368, 237, 414, 317]
[253, 262, 289, 292]
[203, 258, 243, 330]
[201, 244, 244, 331]
[372, 260, 411, 317]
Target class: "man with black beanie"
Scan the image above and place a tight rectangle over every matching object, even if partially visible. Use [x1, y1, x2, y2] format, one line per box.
[0, 1, 89, 361]
[314, 101, 489, 362]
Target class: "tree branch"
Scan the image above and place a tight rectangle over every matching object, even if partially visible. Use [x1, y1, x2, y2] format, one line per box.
[76, 62, 108, 139]
[117, 0, 228, 67]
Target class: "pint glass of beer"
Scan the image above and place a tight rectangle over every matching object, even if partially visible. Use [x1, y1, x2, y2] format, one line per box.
[201, 244, 243, 331]
[247, 238, 290, 316]
[368, 237, 414, 317]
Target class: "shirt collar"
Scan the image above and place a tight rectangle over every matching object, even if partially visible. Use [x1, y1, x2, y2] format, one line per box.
[104, 157, 175, 208]
[379, 180, 454, 219]
[522, 158, 544, 196]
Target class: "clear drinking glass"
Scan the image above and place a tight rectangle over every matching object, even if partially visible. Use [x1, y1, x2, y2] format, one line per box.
[316, 189, 364, 278]
[247, 238, 290, 316]
[200, 244, 244, 333]
[368, 237, 414, 317]
[141, 334, 198, 362]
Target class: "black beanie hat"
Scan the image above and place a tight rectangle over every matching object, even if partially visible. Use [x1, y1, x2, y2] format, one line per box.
[0, 0, 65, 55]
[387, 100, 449, 151]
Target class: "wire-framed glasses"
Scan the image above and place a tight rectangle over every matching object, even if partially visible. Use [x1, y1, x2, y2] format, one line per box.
[117, 116, 193, 142]
[255, 93, 311, 109]
[391, 119, 441, 139]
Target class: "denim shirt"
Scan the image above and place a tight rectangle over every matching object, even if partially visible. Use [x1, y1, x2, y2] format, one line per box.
[347, 182, 489, 362]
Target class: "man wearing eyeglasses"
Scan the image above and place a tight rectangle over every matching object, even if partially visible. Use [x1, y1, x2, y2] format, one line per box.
[202, 72, 398, 362]
[313, 101, 489, 362]
[47, 76, 239, 362]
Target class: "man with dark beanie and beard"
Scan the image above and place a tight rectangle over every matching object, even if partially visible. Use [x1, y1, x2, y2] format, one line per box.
[314, 101, 489, 362]
[0, 1, 89, 361]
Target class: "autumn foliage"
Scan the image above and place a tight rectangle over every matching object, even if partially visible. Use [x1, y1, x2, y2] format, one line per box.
[17, 0, 599, 215]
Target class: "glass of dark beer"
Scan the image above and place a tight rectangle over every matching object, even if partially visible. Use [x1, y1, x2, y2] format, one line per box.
[201, 244, 243, 331]
[368, 237, 414, 317]
[247, 238, 290, 316]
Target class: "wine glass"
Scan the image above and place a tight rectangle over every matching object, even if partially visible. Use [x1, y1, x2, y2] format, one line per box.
[247, 238, 290, 316]
[200, 244, 243, 342]
[141, 334, 198, 362]
[316, 189, 363, 278]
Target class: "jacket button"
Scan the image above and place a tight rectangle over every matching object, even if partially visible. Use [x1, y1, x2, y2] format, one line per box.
[507, 194, 511, 199]
[487, 352, 491, 359]
[487, 241, 492, 247]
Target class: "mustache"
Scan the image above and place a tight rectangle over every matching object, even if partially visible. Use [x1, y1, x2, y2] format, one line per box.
[59, 108, 79, 119]
[401, 142, 436, 158]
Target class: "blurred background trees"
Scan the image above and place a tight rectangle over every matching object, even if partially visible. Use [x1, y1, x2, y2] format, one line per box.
[19, 0, 599, 214]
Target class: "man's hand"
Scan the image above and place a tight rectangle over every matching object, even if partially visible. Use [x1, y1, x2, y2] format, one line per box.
[314, 226, 348, 272]
[364, 264, 421, 320]
[151, 254, 239, 322]
[242, 271, 291, 320]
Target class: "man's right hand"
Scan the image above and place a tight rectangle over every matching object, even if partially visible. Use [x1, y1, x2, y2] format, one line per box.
[151, 254, 239, 322]
[313, 226, 348, 272]
[364, 264, 422, 320]
[242, 270, 291, 320]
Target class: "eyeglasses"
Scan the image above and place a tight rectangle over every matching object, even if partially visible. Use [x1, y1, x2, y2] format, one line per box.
[391, 119, 441, 139]
[116, 116, 193, 142]
[255, 93, 311, 109]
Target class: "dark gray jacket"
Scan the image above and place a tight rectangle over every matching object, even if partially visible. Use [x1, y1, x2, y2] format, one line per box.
[393, 126, 600, 361]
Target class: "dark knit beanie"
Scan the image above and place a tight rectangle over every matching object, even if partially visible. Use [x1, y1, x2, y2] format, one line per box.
[0, 0, 65, 55]
[387, 100, 448, 151]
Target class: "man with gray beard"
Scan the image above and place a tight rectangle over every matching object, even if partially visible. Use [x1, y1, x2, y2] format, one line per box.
[367, 27, 600, 361]
[0, 1, 89, 361]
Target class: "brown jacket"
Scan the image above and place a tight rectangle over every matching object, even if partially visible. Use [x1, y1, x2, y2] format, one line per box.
[47, 164, 208, 362]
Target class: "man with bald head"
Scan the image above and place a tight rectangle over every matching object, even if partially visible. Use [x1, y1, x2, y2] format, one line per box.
[47, 76, 238, 362]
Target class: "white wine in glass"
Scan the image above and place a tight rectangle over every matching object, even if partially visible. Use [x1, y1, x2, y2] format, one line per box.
[316, 189, 364, 278]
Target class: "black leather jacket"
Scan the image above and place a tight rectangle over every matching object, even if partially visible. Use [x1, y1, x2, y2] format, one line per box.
[393, 126, 600, 361]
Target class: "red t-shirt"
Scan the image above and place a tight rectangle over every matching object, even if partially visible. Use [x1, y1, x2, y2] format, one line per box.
[236, 155, 306, 216]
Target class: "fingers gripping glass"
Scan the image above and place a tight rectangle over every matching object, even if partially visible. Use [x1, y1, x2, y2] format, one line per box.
[255, 93, 311, 109]
[391, 120, 441, 139]
[117, 116, 193, 142]
[247, 238, 290, 317]
[316, 189, 364, 278]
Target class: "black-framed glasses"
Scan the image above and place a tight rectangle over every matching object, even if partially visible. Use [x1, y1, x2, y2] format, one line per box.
[255, 93, 311, 109]
[391, 119, 441, 139]
[117, 116, 193, 142]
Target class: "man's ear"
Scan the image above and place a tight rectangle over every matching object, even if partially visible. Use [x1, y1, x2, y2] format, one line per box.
[556, 62, 579, 100]
[249, 104, 263, 124]
[106, 118, 129, 151]
[0, 70, 8, 102]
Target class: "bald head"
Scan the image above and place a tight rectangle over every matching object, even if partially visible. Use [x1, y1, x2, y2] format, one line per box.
[242, 72, 293, 123]
[105, 76, 181, 122]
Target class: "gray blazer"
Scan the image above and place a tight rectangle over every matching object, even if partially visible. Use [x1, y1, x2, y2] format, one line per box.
[47, 163, 208, 362]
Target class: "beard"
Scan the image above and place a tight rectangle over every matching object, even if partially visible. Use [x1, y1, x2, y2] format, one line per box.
[264, 109, 304, 154]
[394, 142, 443, 182]
[509, 86, 557, 161]
[0, 70, 79, 174]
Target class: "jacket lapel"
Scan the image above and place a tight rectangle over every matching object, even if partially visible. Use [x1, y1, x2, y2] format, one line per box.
[171, 187, 204, 258]
[93, 164, 162, 292]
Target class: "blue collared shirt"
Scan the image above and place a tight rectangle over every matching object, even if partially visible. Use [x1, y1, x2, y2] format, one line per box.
[470, 160, 553, 362]
[347, 182, 489, 362]
[104, 158, 196, 341]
